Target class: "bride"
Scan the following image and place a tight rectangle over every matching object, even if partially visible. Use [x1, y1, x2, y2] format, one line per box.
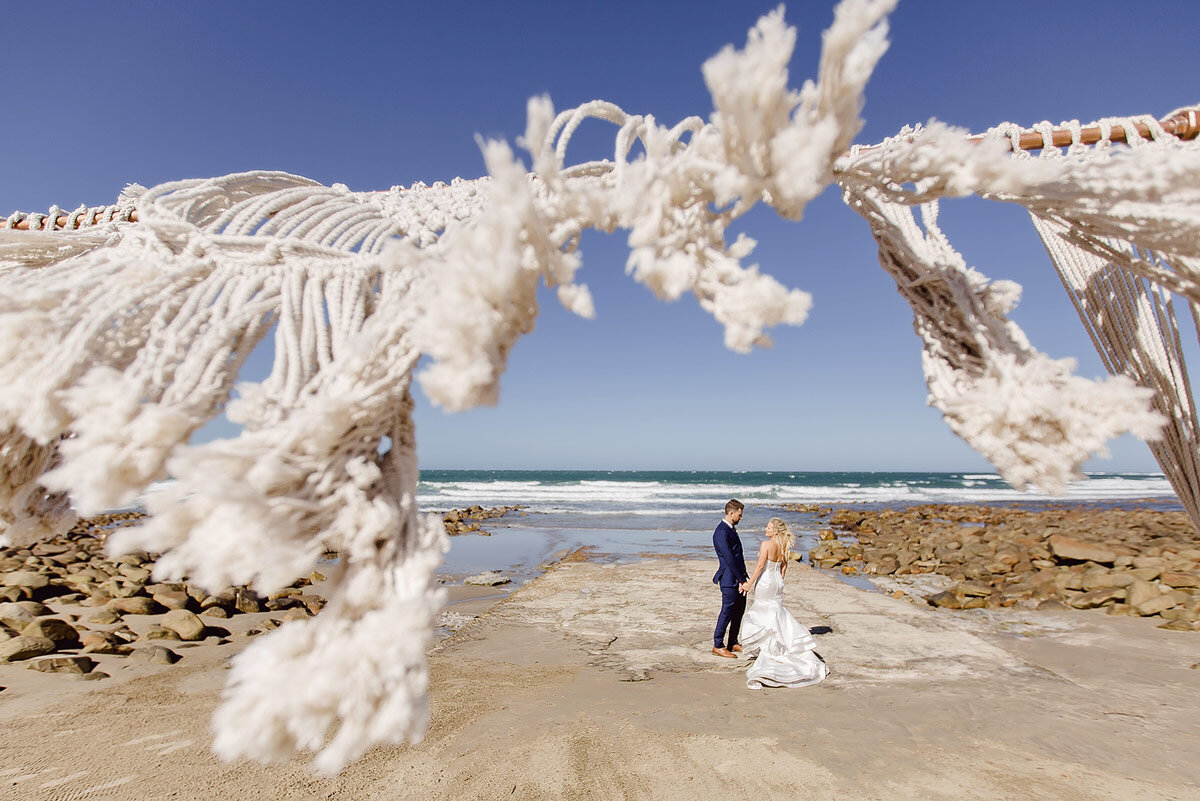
[739, 517, 828, 690]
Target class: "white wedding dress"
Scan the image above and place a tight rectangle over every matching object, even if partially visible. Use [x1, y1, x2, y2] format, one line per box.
[740, 560, 828, 690]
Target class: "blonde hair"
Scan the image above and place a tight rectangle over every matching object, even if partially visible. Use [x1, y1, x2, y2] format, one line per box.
[767, 517, 793, 562]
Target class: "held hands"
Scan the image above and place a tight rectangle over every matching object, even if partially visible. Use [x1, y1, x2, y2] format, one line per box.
[737, 581, 749, 595]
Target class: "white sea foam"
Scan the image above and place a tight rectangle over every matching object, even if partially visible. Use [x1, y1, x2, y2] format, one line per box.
[416, 473, 1178, 518]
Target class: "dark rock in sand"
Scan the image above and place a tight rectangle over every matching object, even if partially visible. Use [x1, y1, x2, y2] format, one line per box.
[141, 625, 182, 641]
[130, 646, 179, 665]
[86, 608, 121, 625]
[27, 656, 96, 675]
[0, 635, 56, 662]
[1067, 588, 1127, 609]
[107, 596, 162, 615]
[1048, 535, 1119, 565]
[161, 609, 206, 641]
[20, 618, 80, 646]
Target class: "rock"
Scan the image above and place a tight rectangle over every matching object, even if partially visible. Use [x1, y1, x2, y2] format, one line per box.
[1161, 572, 1200, 589]
[283, 608, 311, 622]
[79, 671, 110, 681]
[80, 631, 131, 655]
[141, 625, 181, 641]
[1, 571, 50, 590]
[152, 590, 191, 611]
[201, 606, 230, 619]
[107, 596, 162, 615]
[27, 656, 96, 675]
[1128, 566, 1163, 581]
[81, 591, 113, 607]
[86, 608, 121, 625]
[1067, 588, 1127, 609]
[1127, 580, 1163, 608]
[957, 580, 994, 597]
[130, 646, 179, 665]
[265, 596, 300, 612]
[117, 565, 152, 583]
[1048, 536, 1117, 564]
[0, 635, 56, 662]
[233, 589, 261, 614]
[161, 609, 206, 641]
[296, 594, 325, 615]
[0, 602, 36, 630]
[926, 590, 964, 609]
[20, 618, 79, 646]
[1081, 569, 1131, 590]
[1036, 599, 1068, 611]
[871, 557, 900, 576]
[1134, 595, 1179, 616]
[1159, 619, 1199, 631]
[464, 572, 511, 587]
[310, 570, 327, 583]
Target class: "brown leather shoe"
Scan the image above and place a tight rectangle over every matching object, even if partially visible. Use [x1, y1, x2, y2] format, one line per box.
[711, 646, 736, 658]
[730, 644, 743, 654]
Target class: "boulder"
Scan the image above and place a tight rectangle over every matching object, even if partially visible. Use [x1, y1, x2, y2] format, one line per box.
[1127, 580, 1163, 609]
[129, 646, 179, 665]
[141, 625, 181, 641]
[1, 571, 50, 590]
[1161, 572, 1200, 589]
[464, 572, 512, 587]
[957, 580, 994, 597]
[107, 596, 162, 615]
[117, 565, 152, 583]
[27, 656, 96, 675]
[1159, 619, 1200, 632]
[86, 608, 121, 625]
[926, 590, 963, 609]
[0, 635, 56, 662]
[80, 631, 131, 655]
[20, 618, 79, 646]
[0, 602, 36, 630]
[1066, 588, 1126, 609]
[1048, 536, 1117, 565]
[161, 609, 206, 641]
[1134, 595, 1179, 617]
[233, 590, 262, 615]
[152, 590, 191, 611]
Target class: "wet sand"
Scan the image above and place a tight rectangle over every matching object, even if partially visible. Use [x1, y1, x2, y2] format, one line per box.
[2, 557, 1199, 800]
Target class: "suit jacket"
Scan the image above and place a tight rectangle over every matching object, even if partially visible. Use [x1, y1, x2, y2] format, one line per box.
[712, 520, 748, 587]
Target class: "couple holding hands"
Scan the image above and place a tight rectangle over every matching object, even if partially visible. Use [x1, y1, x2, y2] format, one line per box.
[712, 499, 828, 690]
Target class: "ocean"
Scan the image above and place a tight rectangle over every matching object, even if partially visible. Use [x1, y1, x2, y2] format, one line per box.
[419, 470, 1182, 579]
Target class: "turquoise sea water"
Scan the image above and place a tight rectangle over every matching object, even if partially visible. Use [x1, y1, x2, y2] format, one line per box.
[422, 470, 1181, 580]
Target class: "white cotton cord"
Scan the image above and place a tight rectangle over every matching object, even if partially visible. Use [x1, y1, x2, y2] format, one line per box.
[4, 0, 1199, 776]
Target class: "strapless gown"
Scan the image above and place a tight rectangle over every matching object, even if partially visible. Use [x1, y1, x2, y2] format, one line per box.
[739, 561, 828, 689]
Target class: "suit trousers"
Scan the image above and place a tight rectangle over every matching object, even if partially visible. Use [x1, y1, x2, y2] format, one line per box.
[714, 584, 747, 649]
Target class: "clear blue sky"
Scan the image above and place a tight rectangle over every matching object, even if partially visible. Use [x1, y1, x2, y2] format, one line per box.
[3, 1, 1198, 472]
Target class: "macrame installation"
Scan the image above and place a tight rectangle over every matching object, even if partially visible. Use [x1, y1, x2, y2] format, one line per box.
[3, 0, 1199, 773]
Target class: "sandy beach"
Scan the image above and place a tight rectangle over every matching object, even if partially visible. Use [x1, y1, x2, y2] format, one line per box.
[3, 552, 1199, 801]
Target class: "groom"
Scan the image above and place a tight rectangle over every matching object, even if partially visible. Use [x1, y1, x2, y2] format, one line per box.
[712, 499, 749, 658]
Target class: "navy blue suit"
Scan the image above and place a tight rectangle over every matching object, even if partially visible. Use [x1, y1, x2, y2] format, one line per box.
[712, 520, 749, 649]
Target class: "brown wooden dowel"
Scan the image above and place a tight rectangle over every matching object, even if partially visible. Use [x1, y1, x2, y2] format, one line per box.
[8, 107, 1198, 232]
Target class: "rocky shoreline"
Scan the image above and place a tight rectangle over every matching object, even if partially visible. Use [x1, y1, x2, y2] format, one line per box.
[800, 504, 1200, 630]
[0, 505, 526, 677]
[441, 504, 525, 536]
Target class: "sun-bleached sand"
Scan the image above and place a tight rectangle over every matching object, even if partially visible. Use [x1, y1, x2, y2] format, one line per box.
[2, 558, 1199, 800]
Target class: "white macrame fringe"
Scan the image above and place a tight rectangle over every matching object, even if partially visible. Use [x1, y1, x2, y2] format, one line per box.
[0, 0, 1194, 774]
